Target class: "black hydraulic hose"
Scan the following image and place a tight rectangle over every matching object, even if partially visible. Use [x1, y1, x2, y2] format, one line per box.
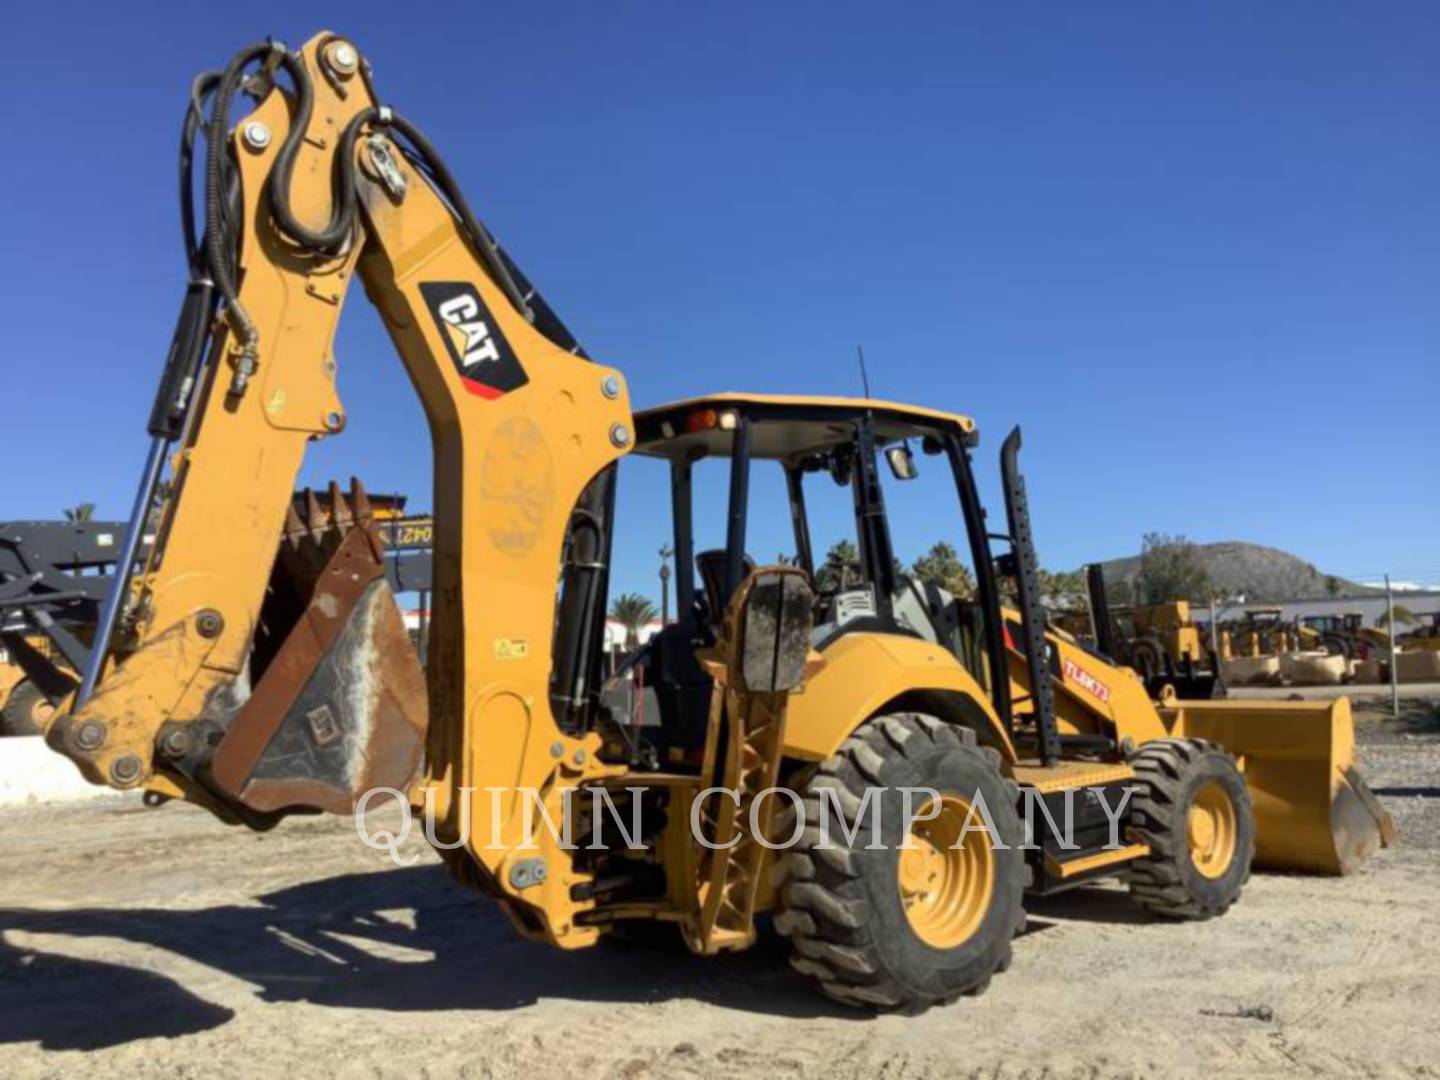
[375, 111, 535, 324]
[197, 39, 574, 393]
[266, 53, 363, 253]
[181, 72, 220, 269]
[204, 42, 272, 392]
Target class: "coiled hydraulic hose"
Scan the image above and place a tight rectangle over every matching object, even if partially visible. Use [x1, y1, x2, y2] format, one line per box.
[196, 36, 579, 398]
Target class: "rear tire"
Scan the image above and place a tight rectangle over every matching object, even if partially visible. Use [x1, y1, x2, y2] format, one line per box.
[774, 713, 1025, 1012]
[1128, 738, 1253, 919]
[1, 679, 53, 737]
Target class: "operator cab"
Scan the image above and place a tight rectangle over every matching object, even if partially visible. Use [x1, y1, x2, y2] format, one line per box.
[611, 394, 1025, 765]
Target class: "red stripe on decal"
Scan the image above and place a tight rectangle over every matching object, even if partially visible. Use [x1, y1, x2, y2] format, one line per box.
[461, 377, 503, 400]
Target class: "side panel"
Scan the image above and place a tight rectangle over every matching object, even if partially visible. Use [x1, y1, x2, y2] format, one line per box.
[783, 633, 1015, 763]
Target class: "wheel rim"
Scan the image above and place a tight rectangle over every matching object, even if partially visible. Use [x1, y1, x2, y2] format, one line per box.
[1187, 780, 1238, 879]
[898, 794, 995, 949]
[29, 696, 55, 728]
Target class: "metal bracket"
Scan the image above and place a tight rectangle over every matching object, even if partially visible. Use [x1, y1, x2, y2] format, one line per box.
[365, 136, 407, 202]
[508, 858, 548, 891]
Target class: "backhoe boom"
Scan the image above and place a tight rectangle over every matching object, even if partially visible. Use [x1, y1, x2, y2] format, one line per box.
[53, 32, 633, 944]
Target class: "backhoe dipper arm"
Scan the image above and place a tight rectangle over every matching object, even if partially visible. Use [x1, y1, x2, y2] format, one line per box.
[53, 32, 633, 945]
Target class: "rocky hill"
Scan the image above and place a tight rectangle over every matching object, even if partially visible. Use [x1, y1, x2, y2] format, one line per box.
[1093, 541, 1375, 602]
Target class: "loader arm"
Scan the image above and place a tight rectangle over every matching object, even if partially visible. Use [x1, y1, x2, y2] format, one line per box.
[52, 33, 633, 943]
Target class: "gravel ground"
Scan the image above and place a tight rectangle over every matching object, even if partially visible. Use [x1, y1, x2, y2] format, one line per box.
[0, 703, 1436, 1079]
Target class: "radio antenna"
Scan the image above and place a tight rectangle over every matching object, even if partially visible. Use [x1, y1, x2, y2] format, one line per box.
[856, 345, 872, 398]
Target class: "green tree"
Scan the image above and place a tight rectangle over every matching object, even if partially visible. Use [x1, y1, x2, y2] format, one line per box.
[1377, 605, 1416, 628]
[1037, 568, 1087, 610]
[63, 503, 96, 523]
[1136, 532, 1211, 604]
[815, 539, 861, 592]
[1107, 576, 1135, 606]
[1325, 575, 1341, 598]
[609, 592, 658, 649]
[910, 541, 975, 599]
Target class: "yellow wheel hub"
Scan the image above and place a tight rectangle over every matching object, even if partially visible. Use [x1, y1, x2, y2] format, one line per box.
[1187, 781, 1238, 879]
[898, 794, 995, 949]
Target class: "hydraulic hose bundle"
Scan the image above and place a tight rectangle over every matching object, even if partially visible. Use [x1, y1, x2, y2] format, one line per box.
[187, 35, 584, 398]
[82, 33, 603, 713]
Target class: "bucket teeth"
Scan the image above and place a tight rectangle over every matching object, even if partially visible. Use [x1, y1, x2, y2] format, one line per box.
[286, 480, 389, 566]
[350, 477, 372, 525]
[327, 481, 351, 529]
[304, 489, 325, 535]
[283, 502, 306, 546]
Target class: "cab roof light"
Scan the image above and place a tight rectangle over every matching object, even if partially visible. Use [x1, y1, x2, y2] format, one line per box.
[683, 408, 739, 433]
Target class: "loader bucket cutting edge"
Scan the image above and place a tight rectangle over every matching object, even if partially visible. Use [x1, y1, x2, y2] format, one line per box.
[1161, 696, 1395, 875]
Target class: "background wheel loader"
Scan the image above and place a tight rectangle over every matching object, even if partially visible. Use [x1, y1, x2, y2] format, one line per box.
[1302, 612, 1392, 662]
[1061, 576, 1222, 699]
[23, 31, 1393, 1014]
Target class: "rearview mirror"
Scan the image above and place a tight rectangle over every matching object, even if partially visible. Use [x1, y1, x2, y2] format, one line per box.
[885, 444, 919, 481]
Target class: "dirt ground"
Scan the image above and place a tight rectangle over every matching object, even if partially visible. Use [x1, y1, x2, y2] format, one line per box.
[1, 701, 1436, 1079]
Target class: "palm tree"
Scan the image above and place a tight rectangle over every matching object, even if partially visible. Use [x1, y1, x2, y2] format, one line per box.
[610, 592, 658, 650]
[63, 502, 96, 523]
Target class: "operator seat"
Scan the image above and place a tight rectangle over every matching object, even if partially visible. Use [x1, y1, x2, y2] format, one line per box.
[695, 549, 754, 625]
[893, 576, 967, 660]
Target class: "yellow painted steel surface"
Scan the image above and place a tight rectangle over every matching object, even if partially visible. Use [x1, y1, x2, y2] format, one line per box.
[61, 33, 633, 944]
[784, 632, 1016, 764]
[900, 793, 995, 949]
[1043, 842, 1150, 880]
[1011, 761, 1136, 794]
[58, 37, 373, 787]
[1188, 780, 1239, 880]
[1018, 616, 1391, 876]
[639, 392, 975, 438]
[1162, 696, 1391, 875]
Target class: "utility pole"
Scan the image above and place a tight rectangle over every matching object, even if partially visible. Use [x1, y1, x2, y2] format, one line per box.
[1209, 595, 1220, 662]
[659, 544, 673, 625]
[1385, 574, 1399, 719]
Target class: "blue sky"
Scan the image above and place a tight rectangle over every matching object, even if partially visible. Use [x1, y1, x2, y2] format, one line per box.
[2, 2, 1436, 600]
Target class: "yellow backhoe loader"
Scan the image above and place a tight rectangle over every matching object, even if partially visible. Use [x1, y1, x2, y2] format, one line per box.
[28, 32, 1393, 1013]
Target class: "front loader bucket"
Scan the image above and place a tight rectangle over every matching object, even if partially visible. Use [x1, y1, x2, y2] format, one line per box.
[1162, 696, 1396, 875]
[208, 481, 428, 815]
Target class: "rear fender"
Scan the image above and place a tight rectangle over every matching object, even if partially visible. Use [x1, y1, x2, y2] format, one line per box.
[783, 632, 1015, 765]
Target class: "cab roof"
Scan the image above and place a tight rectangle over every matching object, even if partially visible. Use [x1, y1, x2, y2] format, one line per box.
[632, 393, 977, 462]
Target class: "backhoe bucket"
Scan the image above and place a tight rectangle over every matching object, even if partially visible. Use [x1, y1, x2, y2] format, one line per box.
[208, 481, 428, 815]
[1162, 696, 1395, 875]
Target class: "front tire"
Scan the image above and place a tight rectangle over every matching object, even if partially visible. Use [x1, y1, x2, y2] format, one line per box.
[1, 679, 53, 737]
[1128, 738, 1253, 919]
[774, 713, 1025, 1012]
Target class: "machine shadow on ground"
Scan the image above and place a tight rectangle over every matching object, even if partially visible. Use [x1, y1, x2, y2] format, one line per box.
[0, 861, 1166, 1051]
[0, 864, 866, 1050]
[1023, 884, 1159, 928]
